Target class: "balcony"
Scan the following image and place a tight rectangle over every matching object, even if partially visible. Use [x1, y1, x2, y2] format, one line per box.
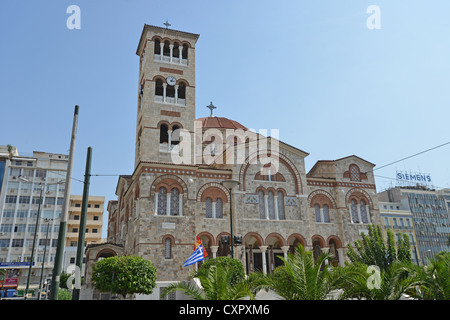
[154, 54, 188, 66]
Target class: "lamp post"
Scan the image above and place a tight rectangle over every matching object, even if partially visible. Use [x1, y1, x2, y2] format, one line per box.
[220, 179, 240, 259]
[38, 218, 53, 300]
[22, 180, 43, 300]
[19, 177, 65, 300]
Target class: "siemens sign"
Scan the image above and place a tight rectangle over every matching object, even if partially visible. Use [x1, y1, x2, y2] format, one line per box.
[396, 171, 431, 184]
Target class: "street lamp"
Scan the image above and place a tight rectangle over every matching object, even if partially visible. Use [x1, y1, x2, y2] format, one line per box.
[18, 176, 64, 300]
[38, 218, 54, 300]
[220, 179, 240, 259]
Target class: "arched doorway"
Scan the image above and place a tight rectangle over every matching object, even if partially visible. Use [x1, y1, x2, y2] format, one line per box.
[266, 234, 285, 274]
[243, 233, 264, 274]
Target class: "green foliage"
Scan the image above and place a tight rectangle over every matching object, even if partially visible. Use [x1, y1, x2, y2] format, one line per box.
[92, 255, 157, 298]
[256, 244, 363, 300]
[198, 257, 245, 285]
[412, 252, 450, 300]
[342, 261, 423, 300]
[347, 224, 411, 271]
[58, 288, 73, 300]
[162, 258, 254, 300]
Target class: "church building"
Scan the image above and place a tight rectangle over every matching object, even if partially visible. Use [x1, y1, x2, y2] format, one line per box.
[95, 24, 381, 298]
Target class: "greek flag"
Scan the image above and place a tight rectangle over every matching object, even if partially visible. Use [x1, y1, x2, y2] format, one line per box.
[183, 243, 205, 267]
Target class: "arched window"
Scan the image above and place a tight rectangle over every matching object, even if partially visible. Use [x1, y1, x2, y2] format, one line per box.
[268, 191, 275, 220]
[158, 187, 167, 215]
[163, 40, 170, 57]
[166, 84, 175, 103]
[315, 204, 321, 222]
[205, 197, 212, 218]
[258, 190, 265, 219]
[154, 39, 161, 55]
[164, 237, 172, 259]
[277, 191, 285, 220]
[349, 197, 371, 224]
[323, 204, 330, 223]
[182, 44, 188, 59]
[216, 198, 223, 219]
[155, 78, 163, 97]
[360, 200, 368, 223]
[171, 125, 180, 146]
[350, 199, 359, 223]
[160, 123, 169, 144]
[170, 188, 180, 216]
[173, 42, 180, 59]
[178, 82, 186, 99]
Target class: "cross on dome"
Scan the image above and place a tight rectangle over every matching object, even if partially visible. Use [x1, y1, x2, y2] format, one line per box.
[206, 101, 216, 117]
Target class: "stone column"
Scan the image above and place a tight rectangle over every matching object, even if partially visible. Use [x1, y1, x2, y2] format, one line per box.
[337, 248, 345, 267]
[281, 246, 290, 260]
[162, 83, 167, 103]
[159, 42, 164, 61]
[264, 195, 269, 219]
[260, 246, 268, 274]
[210, 246, 219, 259]
[174, 84, 179, 105]
[169, 44, 174, 62]
[274, 195, 279, 220]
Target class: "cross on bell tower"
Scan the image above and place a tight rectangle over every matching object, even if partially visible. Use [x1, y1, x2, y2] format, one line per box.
[206, 101, 216, 117]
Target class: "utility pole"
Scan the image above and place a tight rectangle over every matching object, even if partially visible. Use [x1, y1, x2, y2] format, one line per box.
[50, 105, 79, 300]
[72, 147, 92, 300]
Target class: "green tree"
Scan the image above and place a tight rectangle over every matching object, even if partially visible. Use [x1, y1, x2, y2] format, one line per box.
[412, 252, 450, 300]
[347, 224, 411, 271]
[162, 258, 255, 300]
[257, 245, 363, 300]
[92, 255, 157, 299]
[343, 261, 422, 300]
[199, 257, 245, 285]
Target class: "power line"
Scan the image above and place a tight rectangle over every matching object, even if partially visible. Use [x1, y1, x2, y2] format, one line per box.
[373, 141, 450, 172]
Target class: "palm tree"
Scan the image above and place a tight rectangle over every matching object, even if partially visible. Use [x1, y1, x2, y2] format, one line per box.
[257, 245, 363, 300]
[343, 261, 423, 300]
[412, 253, 450, 300]
[161, 263, 256, 300]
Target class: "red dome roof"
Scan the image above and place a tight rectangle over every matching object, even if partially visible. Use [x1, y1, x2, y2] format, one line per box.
[197, 117, 248, 130]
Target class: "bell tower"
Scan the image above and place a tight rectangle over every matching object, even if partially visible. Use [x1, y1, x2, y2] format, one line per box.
[134, 24, 199, 168]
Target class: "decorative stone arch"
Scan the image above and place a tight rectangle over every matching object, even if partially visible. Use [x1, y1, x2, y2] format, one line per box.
[307, 190, 337, 208]
[84, 243, 124, 296]
[216, 232, 231, 246]
[151, 174, 188, 195]
[162, 234, 176, 244]
[175, 78, 191, 87]
[239, 150, 303, 194]
[345, 188, 373, 209]
[311, 234, 327, 248]
[326, 235, 343, 248]
[287, 233, 307, 248]
[197, 182, 230, 202]
[151, 74, 167, 83]
[265, 233, 286, 247]
[327, 235, 343, 267]
[197, 231, 215, 247]
[243, 232, 264, 248]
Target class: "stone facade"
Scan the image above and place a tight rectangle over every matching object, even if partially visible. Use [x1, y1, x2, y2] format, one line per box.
[106, 24, 382, 286]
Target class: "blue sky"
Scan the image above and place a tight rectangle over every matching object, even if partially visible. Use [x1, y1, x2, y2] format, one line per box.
[1, 1, 450, 238]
